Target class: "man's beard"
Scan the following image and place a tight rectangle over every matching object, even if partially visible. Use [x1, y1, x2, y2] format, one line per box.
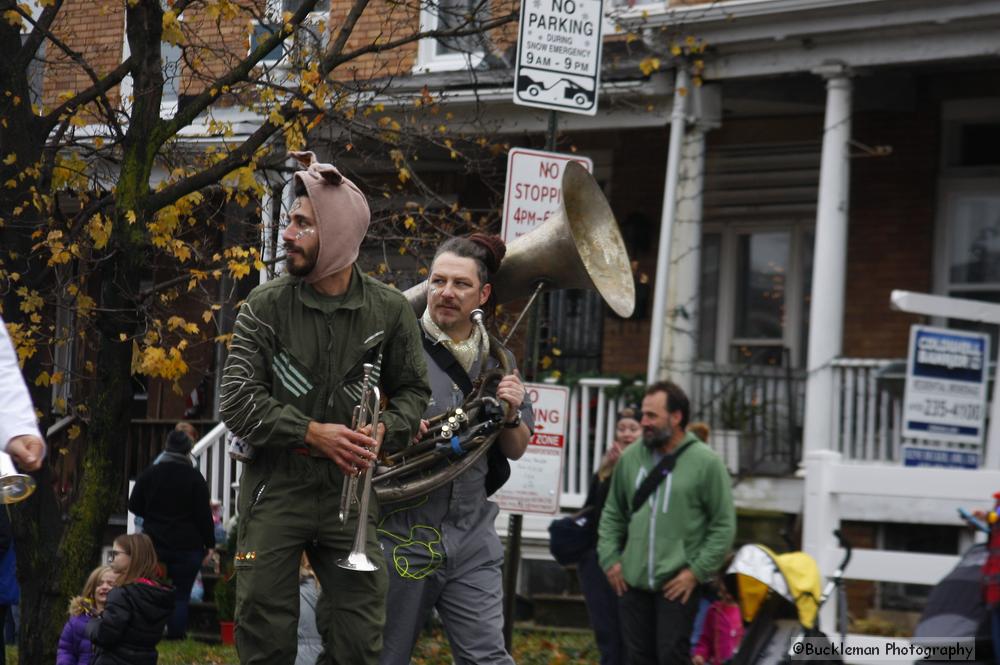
[286, 248, 316, 277]
[643, 424, 673, 449]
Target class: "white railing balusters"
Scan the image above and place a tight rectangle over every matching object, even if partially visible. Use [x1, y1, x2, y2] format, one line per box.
[878, 389, 890, 461]
[190, 422, 234, 526]
[578, 384, 592, 498]
[832, 365, 844, 455]
[864, 369, 877, 460]
[567, 384, 581, 500]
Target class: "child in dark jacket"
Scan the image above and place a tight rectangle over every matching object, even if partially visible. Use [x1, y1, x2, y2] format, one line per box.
[57, 565, 116, 665]
[85, 534, 174, 665]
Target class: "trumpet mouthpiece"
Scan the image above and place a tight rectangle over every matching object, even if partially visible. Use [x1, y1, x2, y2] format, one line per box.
[470, 309, 484, 324]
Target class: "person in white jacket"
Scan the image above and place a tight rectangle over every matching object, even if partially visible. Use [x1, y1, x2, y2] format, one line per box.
[0, 315, 46, 472]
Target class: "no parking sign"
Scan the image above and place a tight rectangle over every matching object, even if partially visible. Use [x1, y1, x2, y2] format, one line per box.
[493, 383, 568, 515]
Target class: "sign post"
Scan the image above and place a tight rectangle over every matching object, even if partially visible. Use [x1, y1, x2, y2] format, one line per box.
[513, 0, 604, 115]
[497, 382, 569, 651]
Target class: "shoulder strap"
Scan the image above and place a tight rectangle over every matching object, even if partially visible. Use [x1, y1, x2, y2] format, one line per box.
[421, 333, 474, 395]
[630, 440, 696, 514]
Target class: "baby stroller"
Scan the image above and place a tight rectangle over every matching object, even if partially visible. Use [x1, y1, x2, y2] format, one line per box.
[726, 531, 852, 665]
[911, 509, 994, 664]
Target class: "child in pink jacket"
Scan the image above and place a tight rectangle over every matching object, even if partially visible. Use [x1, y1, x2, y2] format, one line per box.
[692, 577, 743, 665]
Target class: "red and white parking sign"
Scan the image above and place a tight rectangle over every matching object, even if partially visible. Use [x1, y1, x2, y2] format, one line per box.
[500, 148, 593, 244]
[493, 383, 569, 515]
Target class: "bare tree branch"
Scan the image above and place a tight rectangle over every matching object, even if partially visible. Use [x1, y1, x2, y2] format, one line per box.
[163, 0, 322, 138]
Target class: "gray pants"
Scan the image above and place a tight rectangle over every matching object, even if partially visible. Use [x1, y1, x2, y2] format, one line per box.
[378, 533, 512, 665]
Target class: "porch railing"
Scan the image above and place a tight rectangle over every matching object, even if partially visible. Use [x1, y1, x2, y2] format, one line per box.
[561, 378, 634, 509]
[190, 423, 241, 528]
[691, 363, 807, 476]
[176, 372, 807, 524]
[170, 357, 994, 528]
[830, 358, 994, 463]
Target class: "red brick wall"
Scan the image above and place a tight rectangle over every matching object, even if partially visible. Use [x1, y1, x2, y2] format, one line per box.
[43, 0, 126, 110]
[566, 128, 669, 375]
[327, 0, 419, 81]
[843, 106, 937, 358]
[177, 3, 258, 97]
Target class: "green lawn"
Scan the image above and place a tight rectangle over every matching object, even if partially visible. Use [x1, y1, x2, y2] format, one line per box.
[7, 627, 600, 664]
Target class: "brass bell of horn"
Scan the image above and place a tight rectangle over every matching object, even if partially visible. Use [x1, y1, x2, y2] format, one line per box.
[0, 452, 35, 504]
[403, 161, 635, 318]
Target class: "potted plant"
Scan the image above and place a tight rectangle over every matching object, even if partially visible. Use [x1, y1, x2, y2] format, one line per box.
[712, 384, 758, 475]
[215, 531, 237, 645]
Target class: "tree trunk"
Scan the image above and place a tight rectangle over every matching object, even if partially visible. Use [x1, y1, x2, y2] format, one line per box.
[13, 250, 136, 663]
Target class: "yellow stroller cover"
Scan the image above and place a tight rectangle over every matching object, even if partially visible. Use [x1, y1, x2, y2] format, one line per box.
[725, 544, 823, 629]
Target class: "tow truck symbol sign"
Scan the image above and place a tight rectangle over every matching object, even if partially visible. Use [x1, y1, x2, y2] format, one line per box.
[516, 72, 595, 108]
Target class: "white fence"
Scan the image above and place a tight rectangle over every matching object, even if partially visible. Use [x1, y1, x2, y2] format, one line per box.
[802, 449, 1000, 663]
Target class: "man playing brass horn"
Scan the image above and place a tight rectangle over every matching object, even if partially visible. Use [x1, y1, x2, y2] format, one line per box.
[378, 234, 533, 665]
[219, 152, 430, 664]
[0, 314, 47, 473]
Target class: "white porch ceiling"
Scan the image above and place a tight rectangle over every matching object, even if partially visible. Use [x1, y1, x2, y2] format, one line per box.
[616, 0, 1000, 80]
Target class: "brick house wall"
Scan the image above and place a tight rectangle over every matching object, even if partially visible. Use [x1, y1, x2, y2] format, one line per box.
[843, 104, 937, 359]
[43, 0, 126, 109]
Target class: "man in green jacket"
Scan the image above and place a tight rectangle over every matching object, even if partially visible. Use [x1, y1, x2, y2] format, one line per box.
[220, 151, 430, 665]
[597, 381, 735, 665]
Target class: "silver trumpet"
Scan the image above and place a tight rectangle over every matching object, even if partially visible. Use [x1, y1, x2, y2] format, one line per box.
[0, 452, 35, 504]
[337, 363, 381, 572]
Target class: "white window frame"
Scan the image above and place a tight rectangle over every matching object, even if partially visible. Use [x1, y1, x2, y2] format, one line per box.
[702, 219, 814, 368]
[250, 0, 330, 70]
[414, 0, 485, 74]
[119, 1, 186, 117]
[934, 99, 1000, 309]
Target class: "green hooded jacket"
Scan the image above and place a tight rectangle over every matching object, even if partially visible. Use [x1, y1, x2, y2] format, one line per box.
[220, 268, 430, 455]
[597, 433, 735, 591]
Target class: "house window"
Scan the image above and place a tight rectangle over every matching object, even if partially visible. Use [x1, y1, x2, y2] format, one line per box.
[119, 1, 189, 114]
[936, 100, 1000, 351]
[698, 233, 721, 361]
[282, 0, 330, 12]
[249, 0, 330, 67]
[937, 184, 1000, 351]
[162, 43, 183, 106]
[698, 223, 814, 368]
[414, 0, 485, 73]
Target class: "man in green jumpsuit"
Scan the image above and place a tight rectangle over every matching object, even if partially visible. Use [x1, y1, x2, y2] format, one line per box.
[220, 151, 430, 665]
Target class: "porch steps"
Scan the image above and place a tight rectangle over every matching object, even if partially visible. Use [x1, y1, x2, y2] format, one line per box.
[530, 593, 590, 628]
[187, 571, 223, 644]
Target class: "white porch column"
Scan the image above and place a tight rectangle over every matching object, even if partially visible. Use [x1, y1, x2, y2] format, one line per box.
[662, 126, 708, 395]
[646, 68, 690, 385]
[802, 64, 853, 455]
[802, 449, 843, 634]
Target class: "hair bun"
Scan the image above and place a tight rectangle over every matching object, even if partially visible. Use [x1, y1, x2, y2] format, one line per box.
[467, 233, 506, 275]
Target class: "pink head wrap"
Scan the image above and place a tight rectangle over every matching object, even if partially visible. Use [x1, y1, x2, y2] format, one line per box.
[289, 151, 371, 284]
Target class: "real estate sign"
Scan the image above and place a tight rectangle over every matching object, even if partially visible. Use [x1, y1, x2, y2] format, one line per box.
[902, 324, 990, 449]
[513, 0, 603, 115]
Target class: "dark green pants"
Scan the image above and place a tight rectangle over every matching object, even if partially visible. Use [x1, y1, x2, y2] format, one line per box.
[234, 451, 387, 665]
